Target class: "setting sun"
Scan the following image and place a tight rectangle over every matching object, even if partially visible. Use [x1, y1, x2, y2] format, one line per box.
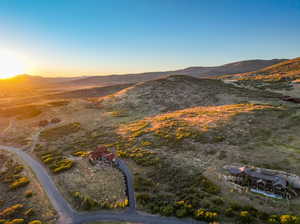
[0, 51, 27, 79]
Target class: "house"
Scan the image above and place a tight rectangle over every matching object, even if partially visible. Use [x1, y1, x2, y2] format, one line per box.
[89, 146, 116, 165]
[224, 165, 298, 199]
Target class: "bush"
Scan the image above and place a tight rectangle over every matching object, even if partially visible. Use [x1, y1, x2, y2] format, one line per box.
[28, 221, 42, 224]
[194, 208, 218, 222]
[199, 175, 220, 194]
[160, 205, 174, 216]
[51, 159, 74, 173]
[5, 219, 24, 224]
[225, 208, 236, 217]
[175, 207, 188, 218]
[237, 211, 254, 223]
[9, 177, 30, 190]
[279, 215, 300, 224]
[25, 191, 33, 198]
[0, 204, 23, 218]
[5, 219, 25, 224]
[23, 208, 34, 216]
[72, 151, 89, 157]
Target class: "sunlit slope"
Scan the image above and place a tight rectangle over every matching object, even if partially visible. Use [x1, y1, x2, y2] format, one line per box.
[238, 57, 300, 81]
[99, 75, 281, 117]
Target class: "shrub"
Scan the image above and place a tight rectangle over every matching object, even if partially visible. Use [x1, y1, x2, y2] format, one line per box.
[225, 208, 235, 217]
[160, 205, 174, 216]
[51, 159, 74, 173]
[175, 207, 188, 217]
[237, 211, 254, 223]
[25, 191, 33, 198]
[194, 208, 218, 222]
[141, 140, 152, 147]
[0, 204, 23, 218]
[199, 176, 220, 194]
[72, 151, 89, 157]
[5, 219, 24, 224]
[28, 221, 42, 224]
[279, 215, 300, 224]
[9, 177, 30, 190]
[23, 208, 34, 216]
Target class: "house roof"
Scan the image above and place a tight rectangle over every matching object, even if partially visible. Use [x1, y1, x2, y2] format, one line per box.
[226, 166, 288, 187]
[89, 145, 116, 161]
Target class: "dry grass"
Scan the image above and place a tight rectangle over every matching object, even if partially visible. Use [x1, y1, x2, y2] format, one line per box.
[0, 150, 57, 223]
[53, 158, 127, 211]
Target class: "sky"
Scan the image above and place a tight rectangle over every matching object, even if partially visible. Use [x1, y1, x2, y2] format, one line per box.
[0, 0, 300, 77]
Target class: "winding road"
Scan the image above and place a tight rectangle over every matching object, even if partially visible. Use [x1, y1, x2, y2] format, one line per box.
[0, 145, 205, 224]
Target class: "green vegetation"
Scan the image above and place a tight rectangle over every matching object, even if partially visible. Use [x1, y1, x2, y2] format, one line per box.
[9, 177, 30, 190]
[39, 151, 74, 173]
[71, 191, 128, 210]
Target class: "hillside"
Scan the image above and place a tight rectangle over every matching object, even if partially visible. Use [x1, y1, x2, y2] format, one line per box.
[99, 75, 281, 117]
[237, 57, 300, 82]
[218, 58, 300, 92]
[1, 74, 300, 223]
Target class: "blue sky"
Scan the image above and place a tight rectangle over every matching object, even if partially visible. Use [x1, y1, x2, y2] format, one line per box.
[0, 0, 300, 76]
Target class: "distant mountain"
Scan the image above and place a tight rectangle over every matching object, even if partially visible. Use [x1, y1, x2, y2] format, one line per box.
[0, 75, 83, 97]
[0, 59, 287, 96]
[66, 59, 286, 87]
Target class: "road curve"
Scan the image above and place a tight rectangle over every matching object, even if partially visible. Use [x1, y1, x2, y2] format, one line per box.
[0, 145, 206, 224]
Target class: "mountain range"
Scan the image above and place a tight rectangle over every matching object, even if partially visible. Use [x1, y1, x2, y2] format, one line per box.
[0, 59, 286, 91]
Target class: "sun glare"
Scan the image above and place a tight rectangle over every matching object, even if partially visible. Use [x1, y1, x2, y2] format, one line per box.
[0, 51, 27, 79]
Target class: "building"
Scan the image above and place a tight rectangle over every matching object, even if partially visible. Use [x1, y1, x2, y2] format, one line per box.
[224, 165, 298, 199]
[89, 146, 116, 165]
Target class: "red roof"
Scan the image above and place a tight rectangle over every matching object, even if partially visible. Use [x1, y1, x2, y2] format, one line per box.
[90, 146, 116, 161]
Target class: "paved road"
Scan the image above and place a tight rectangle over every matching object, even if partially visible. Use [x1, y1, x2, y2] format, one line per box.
[0, 145, 206, 224]
[117, 159, 136, 211]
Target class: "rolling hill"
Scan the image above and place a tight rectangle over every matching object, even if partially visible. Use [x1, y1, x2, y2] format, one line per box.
[99, 75, 281, 118]
[0, 59, 285, 98]
[218, 57, 300, 91]
[67, 59, 286, 87]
